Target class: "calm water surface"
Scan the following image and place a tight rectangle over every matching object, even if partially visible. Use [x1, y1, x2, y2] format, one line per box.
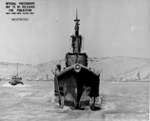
[0, 80, 149, 121]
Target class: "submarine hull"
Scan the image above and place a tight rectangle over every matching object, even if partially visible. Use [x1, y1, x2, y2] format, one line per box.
[55, 64, 100, 108]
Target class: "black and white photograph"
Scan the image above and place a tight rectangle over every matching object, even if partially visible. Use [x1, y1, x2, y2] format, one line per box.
[0, 0, 149, 121]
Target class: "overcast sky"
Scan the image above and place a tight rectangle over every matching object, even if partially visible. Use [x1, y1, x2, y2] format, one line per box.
[0, 0, 149, 64]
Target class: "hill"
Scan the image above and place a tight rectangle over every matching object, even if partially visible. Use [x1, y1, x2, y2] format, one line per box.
[89, 56, 150, 81]
[0, 56, 150, 81]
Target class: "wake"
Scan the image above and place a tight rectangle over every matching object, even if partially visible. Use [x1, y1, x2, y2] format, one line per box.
[1, 82, 31, 88]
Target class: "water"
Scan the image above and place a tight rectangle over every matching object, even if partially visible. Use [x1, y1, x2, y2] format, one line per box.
[0, 80, 149, 121]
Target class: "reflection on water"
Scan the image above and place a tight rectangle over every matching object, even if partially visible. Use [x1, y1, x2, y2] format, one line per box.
[0, 81, 149, 121]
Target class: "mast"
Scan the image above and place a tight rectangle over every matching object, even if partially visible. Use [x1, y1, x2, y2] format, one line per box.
[16, 63, 18, 76]
[74, 8, 80, 36]
[71, 9, 82, 53]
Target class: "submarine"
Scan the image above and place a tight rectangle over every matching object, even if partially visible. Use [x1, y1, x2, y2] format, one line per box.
[54, 10, 100, 110]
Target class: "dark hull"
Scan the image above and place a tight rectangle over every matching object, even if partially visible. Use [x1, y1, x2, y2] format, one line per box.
[9, 76, 23, 86]
[54, 64, 100, 108]
[9, 81, 24, 86]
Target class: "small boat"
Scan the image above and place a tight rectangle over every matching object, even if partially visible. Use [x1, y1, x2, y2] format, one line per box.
[54, 10, 100, 110]
[9, 63, 24, 86]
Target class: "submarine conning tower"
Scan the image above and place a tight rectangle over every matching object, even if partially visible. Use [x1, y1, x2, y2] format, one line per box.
[72, 9, 81, 53]
[65, 10, 88, 67]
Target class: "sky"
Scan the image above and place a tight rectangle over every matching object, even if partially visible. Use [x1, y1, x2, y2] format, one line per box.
[0, 0, 149, 64]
